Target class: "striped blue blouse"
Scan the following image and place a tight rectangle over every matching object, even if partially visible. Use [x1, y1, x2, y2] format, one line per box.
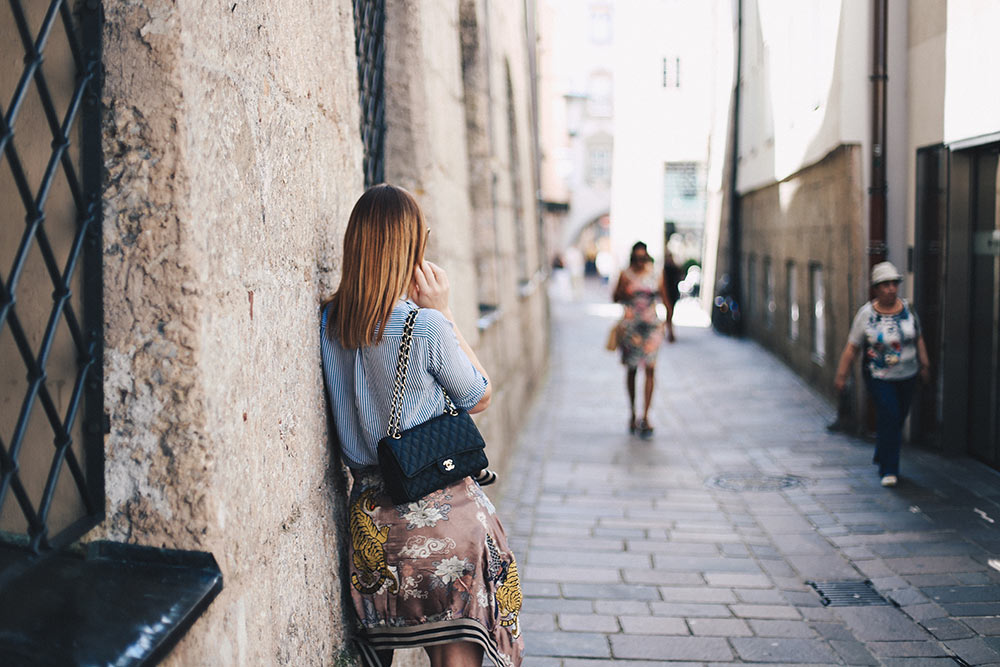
[321, 299, 489, 469]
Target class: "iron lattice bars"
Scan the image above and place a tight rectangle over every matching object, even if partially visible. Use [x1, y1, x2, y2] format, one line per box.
[353, 0, 386, 187]
[0, 0, 103, 554]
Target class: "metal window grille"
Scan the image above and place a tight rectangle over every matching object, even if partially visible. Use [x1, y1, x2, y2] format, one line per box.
[662, 56, 680, 88]
[810, 263, 826, 362]
[764, 257, 776, 329]
[1, 0, 103, 555]
[354, 0, 386, 188]
[787, 261, 800, 341]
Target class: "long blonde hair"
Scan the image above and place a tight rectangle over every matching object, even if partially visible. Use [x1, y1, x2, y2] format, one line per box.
[326, 184, 427, 349]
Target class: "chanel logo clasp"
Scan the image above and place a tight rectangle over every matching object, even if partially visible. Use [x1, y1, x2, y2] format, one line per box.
[442, 459, 455, 471]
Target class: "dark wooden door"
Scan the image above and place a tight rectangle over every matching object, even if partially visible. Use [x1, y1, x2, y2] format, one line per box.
[912, 146, 948, 445]
[968, 145, 1000, 468]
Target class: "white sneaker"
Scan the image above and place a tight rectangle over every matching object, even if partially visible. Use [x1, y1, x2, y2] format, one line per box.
[881, 475, 897, 487]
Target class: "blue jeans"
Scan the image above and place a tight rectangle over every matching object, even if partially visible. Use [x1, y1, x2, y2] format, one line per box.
[866, 376, 916, 477]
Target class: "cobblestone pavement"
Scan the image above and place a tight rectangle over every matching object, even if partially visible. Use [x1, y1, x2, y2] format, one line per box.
[497, 281, 1000, 666]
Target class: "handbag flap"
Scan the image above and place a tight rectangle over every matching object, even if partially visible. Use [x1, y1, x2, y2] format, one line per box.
[379, 411, 486, 478]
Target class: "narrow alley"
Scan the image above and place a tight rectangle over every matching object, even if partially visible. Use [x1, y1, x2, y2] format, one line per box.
[498, 281, 1000, 666]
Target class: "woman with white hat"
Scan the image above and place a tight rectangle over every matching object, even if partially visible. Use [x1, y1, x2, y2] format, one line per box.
[833, 261, 930, 487]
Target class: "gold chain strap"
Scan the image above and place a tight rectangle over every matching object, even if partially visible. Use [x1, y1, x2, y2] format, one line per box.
[386, 309, 458, 440]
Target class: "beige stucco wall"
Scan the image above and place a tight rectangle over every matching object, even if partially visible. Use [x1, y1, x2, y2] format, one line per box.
[97, 1, 362, 664]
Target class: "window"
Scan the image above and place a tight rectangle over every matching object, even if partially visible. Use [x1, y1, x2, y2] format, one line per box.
[663, 162, 706, 228]
[1, 0, 104, 554]
[810, 264, 825, 362]
[587, 144, 612, 184]
[662, 56, 680, 88]
[664, 162, 699, 200]
[0, 4, 223, 660]
[764, 258, 775, 329]
[587, 73, 613, 117]
[355, 0, 387, 187]
[590, 5, 612, 44]
[787, 261, 799, 341]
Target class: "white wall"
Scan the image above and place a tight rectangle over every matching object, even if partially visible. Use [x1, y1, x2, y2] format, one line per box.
[736, 0, 869, 194]
[701, 0, 735, 311]
[886, 0, 910, 268]
[610, 0, 719, 268]
[904, 0, 947, 287]
[944, 0, 1000, 144]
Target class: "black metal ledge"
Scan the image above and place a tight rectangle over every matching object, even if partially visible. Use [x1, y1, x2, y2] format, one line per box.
[0, 541, 222, 666]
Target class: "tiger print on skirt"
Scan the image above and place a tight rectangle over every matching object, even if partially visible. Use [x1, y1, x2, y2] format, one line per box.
[347, 469, 523, 667]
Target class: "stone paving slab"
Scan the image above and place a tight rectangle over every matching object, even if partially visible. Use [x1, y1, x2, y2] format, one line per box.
[523, 632, 610, 659]
[730, 637, 839, 663]
[609, 635, 733, 661]
[618, 615, 689, 635]
[498, 283, 1000, 665]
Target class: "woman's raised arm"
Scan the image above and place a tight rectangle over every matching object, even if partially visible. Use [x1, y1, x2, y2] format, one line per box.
[411, 260, 492, 413]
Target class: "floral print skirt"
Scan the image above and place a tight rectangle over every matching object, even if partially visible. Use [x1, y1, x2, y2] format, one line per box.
[620, 318, 664, 368]
[347, 468, 523, 667]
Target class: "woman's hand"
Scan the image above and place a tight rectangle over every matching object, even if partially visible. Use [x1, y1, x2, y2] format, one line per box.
[917, 336, 931, 385]
[411, 260, 452, 318]
[833, 342, 858, 394]
[412, 260, 492, 408]
[613, 273, 628, 303]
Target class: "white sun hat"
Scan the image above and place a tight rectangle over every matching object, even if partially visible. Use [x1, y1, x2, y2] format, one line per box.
[871, 261, 903, 286]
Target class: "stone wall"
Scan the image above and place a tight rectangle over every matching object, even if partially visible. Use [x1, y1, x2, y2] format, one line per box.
[737, 145, 866, 400]
[384, 0, 549, 480]
[97, 1, 362, 663]
[89, 0, 545, 665]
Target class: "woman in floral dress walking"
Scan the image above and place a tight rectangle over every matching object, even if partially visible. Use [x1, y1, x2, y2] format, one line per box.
[613, 241, 665, 438]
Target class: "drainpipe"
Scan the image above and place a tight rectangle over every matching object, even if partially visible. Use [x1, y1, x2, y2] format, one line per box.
[728, 0, 744, 333]
[868, 0, 888, 271]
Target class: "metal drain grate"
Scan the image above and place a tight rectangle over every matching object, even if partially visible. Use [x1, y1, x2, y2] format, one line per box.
[706, 472, 808, 492]
[806, 580, 890, 607]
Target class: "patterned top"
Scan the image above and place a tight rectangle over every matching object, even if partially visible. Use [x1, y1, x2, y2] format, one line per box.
[321, 300, 488, 469]
[847, 299, 922, 381]
[621, 267, 661, 325]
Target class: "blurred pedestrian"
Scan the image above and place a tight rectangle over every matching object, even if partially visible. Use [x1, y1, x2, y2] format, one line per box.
[613, 241, 665, 438]
[564, 245, 585, 298]
[321, 184, 522, 666]
[660, 250, 682, 343]
[833, 261, 930, 487]
[596, 249, 614, 284]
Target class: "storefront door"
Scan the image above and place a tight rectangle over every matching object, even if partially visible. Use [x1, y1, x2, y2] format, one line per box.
[913, 146, 948, 445]
[968, 145, 1000, 468]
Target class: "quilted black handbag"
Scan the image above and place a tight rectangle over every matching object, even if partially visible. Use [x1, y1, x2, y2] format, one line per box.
[377, 308, 488, 504]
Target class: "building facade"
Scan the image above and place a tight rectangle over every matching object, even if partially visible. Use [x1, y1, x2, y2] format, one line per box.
[610, 0, 725, 270]
[923, 0, 1000, 470]
[707, 0, 1000, 471]
[0, 0, 548, 663]
[538, 0, 616, 272]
